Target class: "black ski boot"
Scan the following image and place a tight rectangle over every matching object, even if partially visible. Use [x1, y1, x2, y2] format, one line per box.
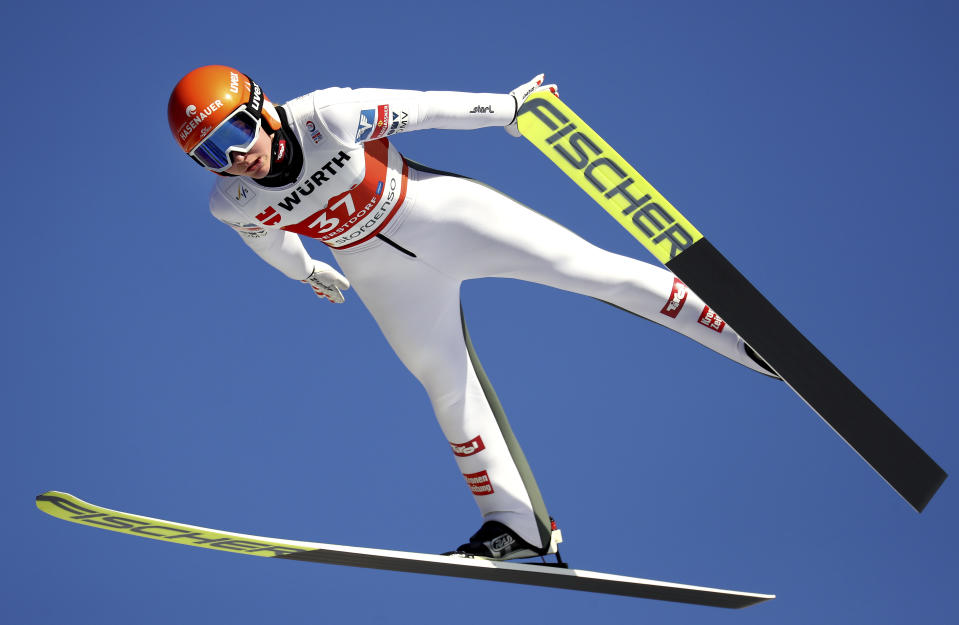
[444, 519, 564, 562]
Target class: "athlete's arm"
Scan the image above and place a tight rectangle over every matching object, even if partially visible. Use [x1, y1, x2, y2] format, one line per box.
[315, 76, 555, 144]
[504, 74, 557, 137]
[210, 201, 351, 303]
[210, 194, 313, 278]
[302, 259, 350, 304]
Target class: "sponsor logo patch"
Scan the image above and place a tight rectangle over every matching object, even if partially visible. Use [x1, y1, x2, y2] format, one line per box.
[517, 96, 702, 262]
[237, 225, 267, 239]
[222, 218, 267, 238]
[450, 435, 485, 457]
[248, 82, 263, 114]
[357, 105, 394, 142]
[464, 470, 494, 495]
[38, 494, 312, 557]
[370, 104, 391, 140]
[228, 180, 256, 206]
[660, 278, 688, 318]
[178, 99, 224, 141]
[487, 533, 515, 553]
[305, 120, 323, 143]
[356, 108, 376, 141]
[698, 306, 726, 333]
[387, 110, 409, 135]
[255, 206, 281, 226]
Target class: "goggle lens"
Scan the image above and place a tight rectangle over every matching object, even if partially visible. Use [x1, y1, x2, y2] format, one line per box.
[190, 109, 260, 171]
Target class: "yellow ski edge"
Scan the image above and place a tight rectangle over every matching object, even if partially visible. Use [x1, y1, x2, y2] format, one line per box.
[516, 92, 702, 265]
[36, 490, 319, 557]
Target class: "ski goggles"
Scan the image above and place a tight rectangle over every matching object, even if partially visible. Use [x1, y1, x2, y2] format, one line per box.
[189, 107, 261, 172]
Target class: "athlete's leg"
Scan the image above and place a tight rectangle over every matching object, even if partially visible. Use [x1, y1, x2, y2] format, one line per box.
[387, 173, 775, 377]
[333, 240, 552, 549]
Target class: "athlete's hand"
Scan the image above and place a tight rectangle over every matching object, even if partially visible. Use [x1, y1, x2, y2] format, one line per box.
[505, 74, 558, 137]
[301, 260, 350, 304]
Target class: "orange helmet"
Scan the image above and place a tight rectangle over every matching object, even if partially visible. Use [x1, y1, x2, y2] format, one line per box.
[168, 65, 281, 170]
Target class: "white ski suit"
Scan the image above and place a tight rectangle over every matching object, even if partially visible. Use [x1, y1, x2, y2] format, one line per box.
[208, 86, 773, 550]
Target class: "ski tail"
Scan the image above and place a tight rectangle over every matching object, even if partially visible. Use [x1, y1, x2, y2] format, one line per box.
[517, 93, 946, 511]
[666, 239, 947, 511]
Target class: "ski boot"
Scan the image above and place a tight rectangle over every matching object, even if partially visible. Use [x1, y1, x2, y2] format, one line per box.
[444, 517, 565, 566]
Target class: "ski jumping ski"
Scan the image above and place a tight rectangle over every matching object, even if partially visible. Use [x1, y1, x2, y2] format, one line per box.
[517, 93, 947, 512]
[36, 491, 773, 609]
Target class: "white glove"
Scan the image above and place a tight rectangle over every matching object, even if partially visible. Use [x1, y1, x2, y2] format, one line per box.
[505, 73, 559, 137]
[301, 260, 350, 304]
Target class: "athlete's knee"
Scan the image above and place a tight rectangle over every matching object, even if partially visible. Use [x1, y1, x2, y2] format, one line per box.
[569, 250, 670, 299]
[403, 351, 470, 399]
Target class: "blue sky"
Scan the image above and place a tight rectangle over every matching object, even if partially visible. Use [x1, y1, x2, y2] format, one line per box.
[4, 1, 956, 622]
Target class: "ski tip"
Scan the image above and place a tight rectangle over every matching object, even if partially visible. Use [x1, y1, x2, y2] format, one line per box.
[36, 491, 72, 512]
[36, 491, 52, 508]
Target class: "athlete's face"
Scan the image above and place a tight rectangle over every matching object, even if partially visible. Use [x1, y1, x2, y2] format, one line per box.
[223, 125, 272, 178]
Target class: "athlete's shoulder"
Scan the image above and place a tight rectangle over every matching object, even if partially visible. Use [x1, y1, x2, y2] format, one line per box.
[283, 88, 352, 113]
[207, 179, 273, 240]
[283, 88, 361, 146]
[209, 177, 260, 218]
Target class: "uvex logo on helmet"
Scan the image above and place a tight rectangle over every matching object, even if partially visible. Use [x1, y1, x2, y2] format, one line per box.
[249, 82, 263, 113]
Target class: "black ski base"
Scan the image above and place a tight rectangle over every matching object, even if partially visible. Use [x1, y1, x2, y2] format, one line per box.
[666, 238, 947, 512]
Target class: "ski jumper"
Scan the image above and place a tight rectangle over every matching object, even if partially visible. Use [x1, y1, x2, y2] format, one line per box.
[209, 87, 774, 550]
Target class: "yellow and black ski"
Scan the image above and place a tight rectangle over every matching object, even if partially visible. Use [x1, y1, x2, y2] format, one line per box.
[36, 491, 772, 608]
[517, 93, 946, 512]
